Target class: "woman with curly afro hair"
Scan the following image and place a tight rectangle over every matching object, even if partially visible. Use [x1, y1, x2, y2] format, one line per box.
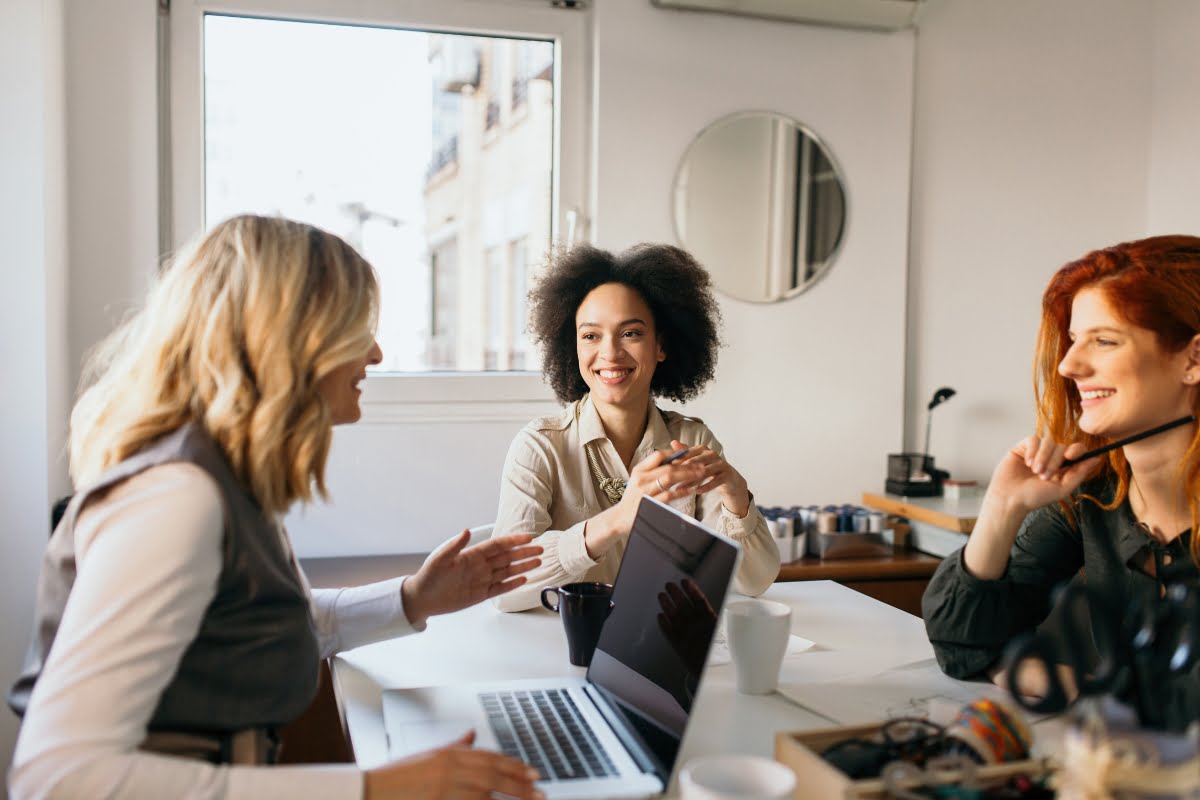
[491, 243, 779, 612]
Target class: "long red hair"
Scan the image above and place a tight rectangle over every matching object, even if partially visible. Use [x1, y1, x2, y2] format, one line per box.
[1033, 235, 1200, 565]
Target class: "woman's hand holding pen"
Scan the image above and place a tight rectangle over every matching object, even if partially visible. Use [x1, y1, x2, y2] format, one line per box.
[582, 448, 705, 559]
[667, 439, 752, 518]
[965, 435, 1102, 581]
[992, 434, 1102, 514]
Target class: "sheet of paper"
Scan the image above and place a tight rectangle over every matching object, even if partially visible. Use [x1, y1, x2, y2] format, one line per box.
[776, 658, 1012, 726]
[704, 607, 813, 666]
[707, 632, 815, 667]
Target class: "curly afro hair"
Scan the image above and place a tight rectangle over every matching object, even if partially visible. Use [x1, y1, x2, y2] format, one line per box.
[528, 243, 723, 404]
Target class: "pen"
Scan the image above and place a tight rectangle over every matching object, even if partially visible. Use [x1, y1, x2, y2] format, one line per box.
[662, 447, 689, 465]
[1058, 414, 1196, 468]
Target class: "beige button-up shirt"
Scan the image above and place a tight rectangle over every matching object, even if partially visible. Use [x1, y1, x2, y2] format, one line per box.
[493, 395, 780, 611]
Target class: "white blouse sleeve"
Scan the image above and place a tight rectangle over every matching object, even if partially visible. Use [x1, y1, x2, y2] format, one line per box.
[310, 578, 423, 658]
[9, 463, 362, 800]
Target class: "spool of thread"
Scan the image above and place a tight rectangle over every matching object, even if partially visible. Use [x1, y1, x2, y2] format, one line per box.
[852, 509, 871, 533]
[946, 699, 1032, 765]
[817, 510, 838, 534]
[802, 506, 819, 534]
[838, 505, 856, 532]
[867, 511, 885, 533]
[775, 515, 793, 540]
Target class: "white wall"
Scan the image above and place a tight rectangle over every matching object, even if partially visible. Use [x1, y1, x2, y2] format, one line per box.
[906, 0, 1155, 483]
[593, 0, 915, 509]
[1, 0, 67, 775]
[1146, 0, 1200, 234]
[65, 0, 161, 376]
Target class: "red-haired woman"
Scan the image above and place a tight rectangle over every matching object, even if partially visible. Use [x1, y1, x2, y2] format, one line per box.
[922, 235, 1200, 731]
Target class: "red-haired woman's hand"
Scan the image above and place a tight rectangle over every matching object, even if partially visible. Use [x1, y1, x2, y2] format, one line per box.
[989, 434, 1100, 515]
[963, 435, 1102, 580]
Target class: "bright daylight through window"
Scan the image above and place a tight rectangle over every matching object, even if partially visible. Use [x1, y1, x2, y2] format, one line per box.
[204, 15, 555, 373]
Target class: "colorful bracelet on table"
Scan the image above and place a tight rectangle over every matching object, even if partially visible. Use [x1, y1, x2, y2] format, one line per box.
[946, 699, 1032, 764]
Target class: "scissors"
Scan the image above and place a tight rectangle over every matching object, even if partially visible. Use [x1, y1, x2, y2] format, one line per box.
[1004, 578, 1200, 727]
[1002, 581, 1127, 715]
[1126, 579, 1200, 728]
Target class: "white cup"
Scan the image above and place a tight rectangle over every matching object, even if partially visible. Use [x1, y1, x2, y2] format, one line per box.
[679, 754, 797, 800]
[725, 599, 792, 695]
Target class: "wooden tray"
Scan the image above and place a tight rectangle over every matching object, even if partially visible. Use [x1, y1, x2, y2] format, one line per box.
[775, 722, 1052, 799]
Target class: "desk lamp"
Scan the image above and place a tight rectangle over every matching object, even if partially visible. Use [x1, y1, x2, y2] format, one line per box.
[885, 386, 955, 497]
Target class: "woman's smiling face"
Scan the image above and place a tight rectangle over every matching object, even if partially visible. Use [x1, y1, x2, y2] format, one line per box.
[575, 282, 665, 410]
[317, 339, 383, 425]
[1058, 287, 1195, 438]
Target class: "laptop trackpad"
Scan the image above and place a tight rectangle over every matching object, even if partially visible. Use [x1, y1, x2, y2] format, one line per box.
[389, 718, 475, 758]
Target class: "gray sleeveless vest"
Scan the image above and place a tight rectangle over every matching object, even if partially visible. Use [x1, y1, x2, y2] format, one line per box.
[8, 423, 320, 732]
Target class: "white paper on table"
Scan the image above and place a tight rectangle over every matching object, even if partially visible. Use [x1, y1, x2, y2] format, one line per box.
[706, 617, 814, 666]
[776, 659, 1014, 726]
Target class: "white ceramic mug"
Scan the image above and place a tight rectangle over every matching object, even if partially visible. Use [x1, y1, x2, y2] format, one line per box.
[678, 753, 797, 800]
[725, 598, 792, 695]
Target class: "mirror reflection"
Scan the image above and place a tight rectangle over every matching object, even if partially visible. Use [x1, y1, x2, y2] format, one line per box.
[673, 112, 847, 303]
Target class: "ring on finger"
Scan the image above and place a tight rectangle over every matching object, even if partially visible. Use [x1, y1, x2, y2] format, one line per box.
[655, 477, 666, 493]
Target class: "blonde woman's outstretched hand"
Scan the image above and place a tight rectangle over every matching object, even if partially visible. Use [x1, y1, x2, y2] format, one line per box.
[364, 731, 544, 800]
[402, 531, 543, 627]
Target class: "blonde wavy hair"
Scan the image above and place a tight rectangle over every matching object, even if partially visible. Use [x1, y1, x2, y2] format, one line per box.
[70, 214, 379, 515]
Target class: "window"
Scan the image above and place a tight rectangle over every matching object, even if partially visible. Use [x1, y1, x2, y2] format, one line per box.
[170, 0, 587, 400]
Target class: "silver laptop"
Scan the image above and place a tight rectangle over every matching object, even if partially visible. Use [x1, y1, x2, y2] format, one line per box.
[382, 496, 742, 799]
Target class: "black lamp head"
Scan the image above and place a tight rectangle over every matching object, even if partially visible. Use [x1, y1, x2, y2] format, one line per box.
[928, 387, 956, 411]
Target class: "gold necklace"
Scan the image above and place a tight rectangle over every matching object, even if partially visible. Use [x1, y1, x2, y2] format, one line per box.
[577, 397, 626, 505]
[575, 395, 668, 506]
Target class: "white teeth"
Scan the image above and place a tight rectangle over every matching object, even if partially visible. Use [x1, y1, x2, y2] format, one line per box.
[599, 369, 629, 379]
[1080, 389, 1115, 400]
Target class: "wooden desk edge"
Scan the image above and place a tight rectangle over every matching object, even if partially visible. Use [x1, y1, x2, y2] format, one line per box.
[777, 552, 941, 582]
[861, 491, 977, 533]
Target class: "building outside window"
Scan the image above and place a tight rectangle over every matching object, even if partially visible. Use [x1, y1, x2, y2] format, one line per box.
[508, 237, 530, 371]
[202, 14, 555, 374]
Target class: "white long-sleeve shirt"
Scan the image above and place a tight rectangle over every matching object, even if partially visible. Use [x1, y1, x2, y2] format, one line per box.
[9, 462, 421, 800]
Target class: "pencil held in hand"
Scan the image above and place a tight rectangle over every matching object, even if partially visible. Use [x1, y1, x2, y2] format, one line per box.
[1058, 415, 1195, 469]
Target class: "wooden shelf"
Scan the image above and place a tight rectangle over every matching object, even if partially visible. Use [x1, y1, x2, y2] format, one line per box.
[861, 491, 979, 533]
[776, 550, 942, 617]
[777, 551, 942, 582]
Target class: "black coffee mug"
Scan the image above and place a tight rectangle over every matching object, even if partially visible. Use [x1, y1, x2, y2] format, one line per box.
[541, 582, 614, 667]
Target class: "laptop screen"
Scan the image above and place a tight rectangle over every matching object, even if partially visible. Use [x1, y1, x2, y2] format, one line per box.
[585, 497, 740, 777]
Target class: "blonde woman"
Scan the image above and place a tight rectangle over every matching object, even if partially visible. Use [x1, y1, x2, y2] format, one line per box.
[8, 216, 545, 800]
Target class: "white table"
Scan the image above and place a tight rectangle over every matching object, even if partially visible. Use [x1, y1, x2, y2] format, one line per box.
[331, 581, 971, 789]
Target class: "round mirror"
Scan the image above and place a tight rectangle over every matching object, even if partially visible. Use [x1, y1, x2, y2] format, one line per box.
[672, 112, 847, 303]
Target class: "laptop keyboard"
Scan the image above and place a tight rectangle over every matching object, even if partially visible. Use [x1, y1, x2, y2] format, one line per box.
[479, 689, 619, 781]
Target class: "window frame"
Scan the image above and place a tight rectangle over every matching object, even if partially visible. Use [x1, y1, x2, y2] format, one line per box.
[168, 0, 589, 413]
